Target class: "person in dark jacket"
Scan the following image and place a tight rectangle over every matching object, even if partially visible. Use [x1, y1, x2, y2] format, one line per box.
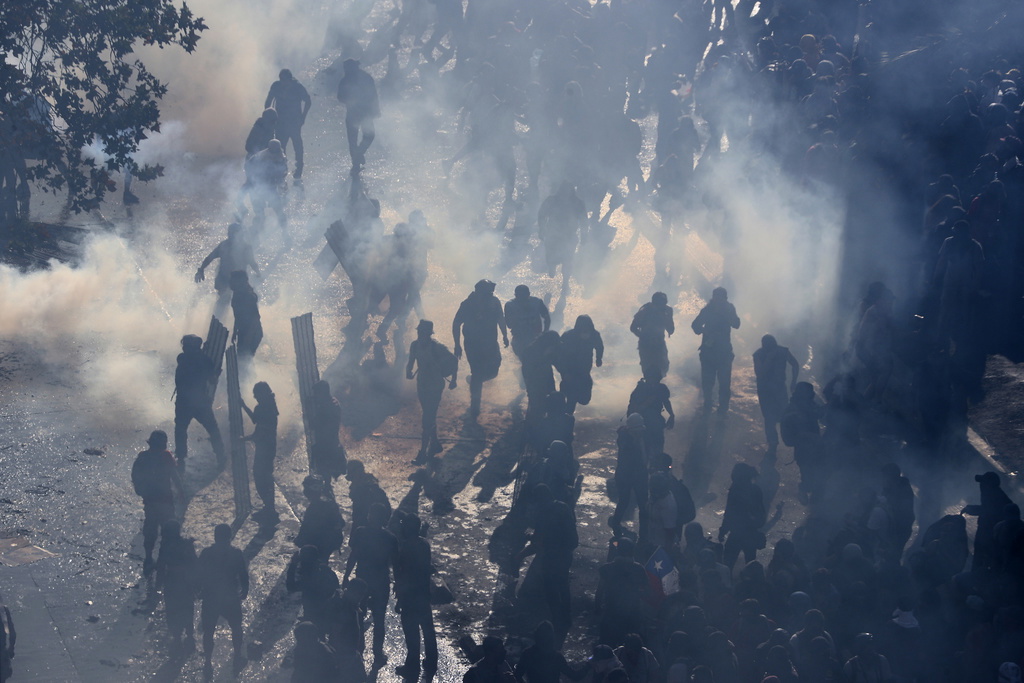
[719, 463, 767, 570]
[631, 292, 674, 381]
[155, 520, 197, 657]
[691, 287, 741, 414]
[556, 314, 604, 414]
[336, 59, 380, 171]
[963, 471, 1014, 571]
[264, 69, 311, 181]
[174, 334, 225, 469]
[132, 430, 183, 574]
[198, 524, 249, 677]
[394, 515, 438, 678]
[291, 621, 338, 682]
[452, 279, 508, 417]
[230, 271, 263, 367]
[241, 381, 278, 519]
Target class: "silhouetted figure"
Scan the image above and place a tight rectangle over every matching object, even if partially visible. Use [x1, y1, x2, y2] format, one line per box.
[155, 520, 196, 657]
[609, 413, 650, 541]
[264, 69, 311, 181]
[538, 182, 586, 295]
[326, 579, 368, 681]
[519, 485, 579, 645]
[719, 463, 767, 570]
[247, 138, 289, 239]
[842, 633, 891, 682]
[614, 634, 661, 683]
[463, 635, 515, 682]
[514, 621, 585, 682]
[596, 537, 651, 646]
[963, 471, 1014, 572]
[406, 319, 458, 464]
[343, 503, 397, 668]
[652, 453, 696, 541]
[198, 523, 248, 678]
[244, 108, 277, 158]
[174, 334, 225, 469]
[132, 430, 182, 574]
[753, 334, 799, 453]
[337, 59, 380, 171]
[522, 330, 562, 425]
[394, 515, 438, 678]
[881, 463, 915, 565]
[627, 376, 675, 459]
[230, 271, 262, 366]
[295, 475, 346, 562]
[452, 279, 508, 417]
[692, 287, 740, 414]
[631, 292, 675, 381]
[556, 314, 604, 413]
[503, 285, 550, 361]
[291, 621, 339, 681]
[241, 381, 278, 519]
[346, 460, 392, 530]
[852, 283, 894, 400]
[286, 545, 339, 629]
[781, 382, 824, 505]
[194, 223, 259, 299]
[0, 601, 14, 683]
[310, 380, 346, 480]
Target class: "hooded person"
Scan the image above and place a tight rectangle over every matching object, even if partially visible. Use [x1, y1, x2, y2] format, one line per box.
[556, 314, 604, 413]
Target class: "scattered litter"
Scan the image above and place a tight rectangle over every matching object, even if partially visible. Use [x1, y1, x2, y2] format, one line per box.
[83, 448, 104, 456]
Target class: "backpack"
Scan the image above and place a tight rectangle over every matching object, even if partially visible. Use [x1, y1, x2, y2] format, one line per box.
[779, 410, 799, 447]
[131, 452, 163, 500]
[432, 342, 458, 379]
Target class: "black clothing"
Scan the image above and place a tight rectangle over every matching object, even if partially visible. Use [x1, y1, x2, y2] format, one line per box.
[721, 479, 767, 569]
[231, 286, 262, 359]
[627, 378, 671, 457]
[556, 327, 604, 408]
[395, 535, 438, 670]
[631, 301, 675, 380]
[692, 299, 740, 411]
[504, 296, 550, 358]
[156, 534, 197, 640]
[295, 498, 346, 560]
[174, 348, 224, 463]
[286, 552, 340, 627]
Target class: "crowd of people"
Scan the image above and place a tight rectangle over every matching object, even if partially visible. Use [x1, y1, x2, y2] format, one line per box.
[38, 0, 1024, 679]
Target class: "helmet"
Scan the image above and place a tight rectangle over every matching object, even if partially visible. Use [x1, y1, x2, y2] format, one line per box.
[626, 413, 645, 429]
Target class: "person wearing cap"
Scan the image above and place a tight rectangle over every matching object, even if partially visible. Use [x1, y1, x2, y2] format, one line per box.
[963, 471, 1013, 571]
[246, 138, 289, 241]
[174, 334, 226, 469]
[631, 292, 675, 381]
[406, 319, 458, 464]
[691, 287, 740, 414]
[452, 279, 508, 417]
[336, 59, 380, 171]
[609, 413, 650, 541]
[131, 430, 183, 574]
[264, 69, 311, 182]
[503, 284, 550, 361]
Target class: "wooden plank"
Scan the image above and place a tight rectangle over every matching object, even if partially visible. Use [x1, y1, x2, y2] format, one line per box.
[202, 316, 229, 403]
[290, 313, 320, 470]
[226, 345, 251, 530]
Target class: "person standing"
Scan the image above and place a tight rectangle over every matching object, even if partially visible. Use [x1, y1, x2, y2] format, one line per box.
[503, 285, 550, 361]
[719, 463, 767, 570]
[336, 59, 381, 172]
[132, 430, 183, 574]
[519, 485, 578, 646]
[452, 279, 508, 418]
[691, 287, 740, 415]
[241, 381, 278, 520]
[780, 382, 824, 504]
[630, 292, 674, 381]
[609, 414, 650, 541]
[394, 515, 439, 679]
[406, 320, 458, 464]
[343, 503, 398, 669]
[230, 271, 263, 368]
[310, 380, 346, 481]
[264, 69, 311, 182]
[752, 334, 799, 454]
[174, 334, 226, 470]
[295, 475, 347, 563]
[198, 523, 249, 678]
[155, 520, 197, 657]
[556, 314, 604, 414]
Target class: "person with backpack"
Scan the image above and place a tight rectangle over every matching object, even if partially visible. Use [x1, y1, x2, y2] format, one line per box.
[406, 319, 458, 465]
[132, 430, 183, 575]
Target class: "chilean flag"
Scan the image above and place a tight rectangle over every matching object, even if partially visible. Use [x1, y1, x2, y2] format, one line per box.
[645, 546, 680, 603]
